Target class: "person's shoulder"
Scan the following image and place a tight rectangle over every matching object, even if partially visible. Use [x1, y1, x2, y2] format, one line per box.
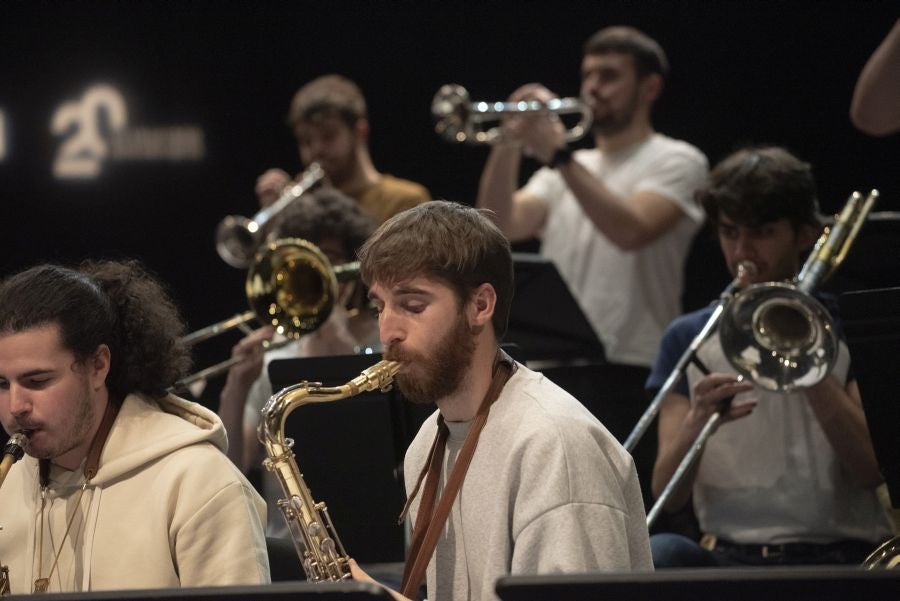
[666, 305, 716, 339]
[502, 367, 637, 495]
[380, 174, 430, 201]
[654, 305, 717, 361]
[646, 133, 708, 165]
[506, 367, 621, 452]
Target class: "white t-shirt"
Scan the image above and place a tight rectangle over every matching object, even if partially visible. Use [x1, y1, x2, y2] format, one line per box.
[688, 331, 894, 545]
[524, 134, 708, 367]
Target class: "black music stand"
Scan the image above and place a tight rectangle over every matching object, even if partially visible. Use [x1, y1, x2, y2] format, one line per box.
[505, 253, 604, 363]
[495, 568, 900, 601]
[27, 582, 390, 601]
[267, 354, 410, 565]
[840, 286, 900, 506]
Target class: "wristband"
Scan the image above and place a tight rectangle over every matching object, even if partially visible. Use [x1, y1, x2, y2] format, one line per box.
[548, 145, 573, 168]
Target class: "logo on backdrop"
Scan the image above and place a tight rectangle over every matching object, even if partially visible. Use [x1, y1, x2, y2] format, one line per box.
[51, 84, 206, 179]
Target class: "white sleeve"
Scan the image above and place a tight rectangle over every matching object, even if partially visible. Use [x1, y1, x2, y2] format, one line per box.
[635, 146, 708, 223]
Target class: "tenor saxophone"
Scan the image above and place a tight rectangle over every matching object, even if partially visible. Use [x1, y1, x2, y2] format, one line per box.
[258, 359, 401, 582]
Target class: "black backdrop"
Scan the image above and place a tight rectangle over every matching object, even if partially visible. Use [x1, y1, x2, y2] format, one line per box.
[2, 1, 899, 403]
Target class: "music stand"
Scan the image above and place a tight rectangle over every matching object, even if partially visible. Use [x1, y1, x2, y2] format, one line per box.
[505, 253, 604, 364]
[839, 286, 900, 506]
[267, 354, 409, 564]
[27, 582, 389, 601]
[496, 568, 900, 601]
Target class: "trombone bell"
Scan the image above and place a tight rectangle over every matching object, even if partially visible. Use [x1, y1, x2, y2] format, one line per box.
[247, 238, 359, 339]
[719, 282, 838, 391]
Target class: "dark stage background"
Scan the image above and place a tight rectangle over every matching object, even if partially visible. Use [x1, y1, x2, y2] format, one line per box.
[2, 1, 899, 402]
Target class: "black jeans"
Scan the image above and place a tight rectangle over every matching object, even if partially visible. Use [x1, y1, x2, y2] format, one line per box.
[651, 533, 874, 568]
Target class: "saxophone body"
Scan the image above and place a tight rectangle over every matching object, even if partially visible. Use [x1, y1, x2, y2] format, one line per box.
[0, 434, 26, 596]
[258, 359, 400, 582]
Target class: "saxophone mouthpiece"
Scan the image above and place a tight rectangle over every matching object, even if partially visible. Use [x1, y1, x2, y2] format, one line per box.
[3, 434, 25, 462]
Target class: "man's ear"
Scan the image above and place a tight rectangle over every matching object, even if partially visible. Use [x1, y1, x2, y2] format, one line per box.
[639, 73, 663, 104]
[354, 118, 370, 142]
[468, 283, 497, 329]
[89, 344, 111, 391]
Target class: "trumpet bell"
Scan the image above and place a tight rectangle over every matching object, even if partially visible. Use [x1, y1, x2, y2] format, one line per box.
[719, 282, 839, 391]
[246, 238, 339, 338]
[432, 84, 476, 143]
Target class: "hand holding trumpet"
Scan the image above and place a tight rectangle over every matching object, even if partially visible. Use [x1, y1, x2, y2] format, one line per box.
[500, 83, 569, 163]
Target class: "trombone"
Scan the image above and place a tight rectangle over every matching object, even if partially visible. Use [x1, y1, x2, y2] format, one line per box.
[173, 238, 360, 391]
[432, 84, 593, 145]
[641, 189, 879, 528]
[216, 162, 325, 268]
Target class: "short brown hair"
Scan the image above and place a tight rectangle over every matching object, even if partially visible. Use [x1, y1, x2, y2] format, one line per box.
[698, 146, 821, 231]
[358, 201, 513, 339]
[287, 74, 367, 129]
[583, 26, 669, 79]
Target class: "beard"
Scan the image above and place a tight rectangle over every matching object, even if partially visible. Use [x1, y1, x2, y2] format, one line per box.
[590, 91, 640, 137]
[20, 378, 96, 462]
[384, 311, 477, 405]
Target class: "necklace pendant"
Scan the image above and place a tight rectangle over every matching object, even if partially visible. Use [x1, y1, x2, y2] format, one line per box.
[34, 578, 49, 593]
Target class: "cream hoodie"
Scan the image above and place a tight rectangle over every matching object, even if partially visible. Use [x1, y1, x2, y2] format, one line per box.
[0, 393, 270, 593]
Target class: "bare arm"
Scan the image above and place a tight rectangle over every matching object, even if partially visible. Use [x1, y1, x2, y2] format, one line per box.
[805, 377, 883, 487]
[556, 161, 690, 251]
[218, 327, 273, 472]
[652, 374, 756, 511]
[476, 143, 548, 241]
[489, 83, 694, 251]
[850, 19, 900, 136]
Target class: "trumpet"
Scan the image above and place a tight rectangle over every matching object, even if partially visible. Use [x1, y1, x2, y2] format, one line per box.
[0, 434, 26, 596]
[432, 84, 593, 145]
[173, 238, 360, 391]
[216, 162, 325, 268]
[644, 189, 879, 528]
[259, 359, 400, 581]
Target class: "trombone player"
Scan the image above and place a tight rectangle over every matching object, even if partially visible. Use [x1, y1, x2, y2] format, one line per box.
[217, 188, 379, 534]
[255, 74, 430, 225]
[647, 147, 893, 567]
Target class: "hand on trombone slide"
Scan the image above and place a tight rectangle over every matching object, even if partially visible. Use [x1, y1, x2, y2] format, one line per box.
[683, 372, 756, 439]
[224, 326, 276, 388]
[254, 168, 292, 209]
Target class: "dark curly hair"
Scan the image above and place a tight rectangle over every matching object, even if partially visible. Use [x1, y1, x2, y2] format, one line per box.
[0, 260, 192, 401]
[698, 146, 821, 231]
[269, 187, 376, 260]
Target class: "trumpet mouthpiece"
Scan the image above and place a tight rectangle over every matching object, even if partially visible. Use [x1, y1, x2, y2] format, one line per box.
[737, 261, 758, 282]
